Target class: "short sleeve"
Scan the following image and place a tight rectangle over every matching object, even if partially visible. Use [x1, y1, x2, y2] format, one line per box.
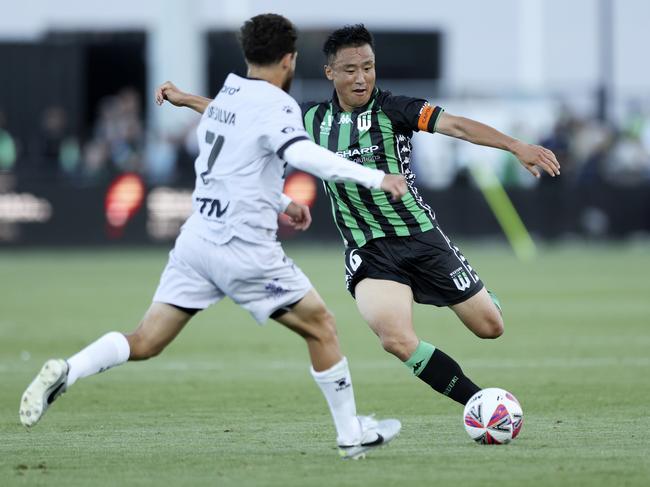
[261, 98, 310, 159]
[380, 94, 444, 133]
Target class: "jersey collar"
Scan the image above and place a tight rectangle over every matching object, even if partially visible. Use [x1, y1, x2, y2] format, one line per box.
[331, 87, 379, 114]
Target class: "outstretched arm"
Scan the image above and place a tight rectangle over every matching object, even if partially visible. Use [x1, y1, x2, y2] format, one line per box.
[435, 112, 561, 179]
[283, 139, 407, 201]
[155, 81, 211, 114]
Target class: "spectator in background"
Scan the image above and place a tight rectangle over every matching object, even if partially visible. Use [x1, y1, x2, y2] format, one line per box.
[539, 106, 575, 180]
[0, 110, 17, 173]
[38, 106, 81, 176]
[79, 139, 110, 183]
[575, 128, 614, 185]
[603, 129, 650, 185]
[94, 88, 145, 174]
[617, 102, 650, 184]
[638, 110, 650, 157]
[13, 83, 647, 190]
[78, 88, 145, 183]
[144, 130, 177, 184]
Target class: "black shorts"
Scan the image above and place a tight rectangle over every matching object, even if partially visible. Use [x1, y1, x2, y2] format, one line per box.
[344, 226, 484, 307]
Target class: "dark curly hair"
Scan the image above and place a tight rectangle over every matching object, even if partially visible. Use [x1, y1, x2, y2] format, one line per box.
[239, 13, 297, 65]
[323, 24, 374, 63]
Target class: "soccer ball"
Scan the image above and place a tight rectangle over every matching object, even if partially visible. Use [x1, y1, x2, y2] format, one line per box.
[463, 388, 523, 444]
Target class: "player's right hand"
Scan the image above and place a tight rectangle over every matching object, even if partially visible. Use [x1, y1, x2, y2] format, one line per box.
[155, 81, 186, 107]
[380, 174, 408, 201]
[283, 201, 312, 231]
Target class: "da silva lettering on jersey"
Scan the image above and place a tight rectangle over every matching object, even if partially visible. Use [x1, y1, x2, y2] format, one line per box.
[206, 105, 237, 125]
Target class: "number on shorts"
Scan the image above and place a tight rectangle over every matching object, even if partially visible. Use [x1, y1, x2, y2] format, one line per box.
[348, 250, 362, 272]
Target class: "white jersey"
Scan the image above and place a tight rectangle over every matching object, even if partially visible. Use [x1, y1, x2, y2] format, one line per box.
[183, 73, 310, 244]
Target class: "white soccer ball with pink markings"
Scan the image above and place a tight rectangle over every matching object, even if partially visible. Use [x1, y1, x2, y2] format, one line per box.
[463, 388, 523, 444]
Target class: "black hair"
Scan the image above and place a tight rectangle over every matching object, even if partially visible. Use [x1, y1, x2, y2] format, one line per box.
[323, 24, 374, 63]
[239, 13, 297, 65]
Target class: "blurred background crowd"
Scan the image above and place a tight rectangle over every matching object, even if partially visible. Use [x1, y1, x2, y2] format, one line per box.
[2, 92, 650, 188]
[1, 0, 648, 244]
[0, 89, 197, 186]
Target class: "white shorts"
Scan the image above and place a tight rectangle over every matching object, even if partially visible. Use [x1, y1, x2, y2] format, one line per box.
[153, 229, 312, 324]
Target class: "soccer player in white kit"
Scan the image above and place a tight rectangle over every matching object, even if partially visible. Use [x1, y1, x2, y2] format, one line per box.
[19, 14, 407, 459]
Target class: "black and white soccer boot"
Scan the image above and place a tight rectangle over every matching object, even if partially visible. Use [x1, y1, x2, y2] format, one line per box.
[19, 359, 69, 427]
[338, 415, 401, 460]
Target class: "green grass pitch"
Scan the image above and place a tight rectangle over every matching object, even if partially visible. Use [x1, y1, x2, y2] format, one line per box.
[1, 243, 649, 486]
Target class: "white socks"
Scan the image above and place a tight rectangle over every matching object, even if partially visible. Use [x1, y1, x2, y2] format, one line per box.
[66, 332, 130, 387]
[65, 336, 361, 445]
[310, 356, 362, 446]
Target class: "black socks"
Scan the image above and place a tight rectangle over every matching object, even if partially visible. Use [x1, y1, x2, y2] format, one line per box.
[404, 341, 480, 405]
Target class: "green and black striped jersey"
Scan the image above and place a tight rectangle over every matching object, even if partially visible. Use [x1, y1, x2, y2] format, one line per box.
[301, 88, 444, 248]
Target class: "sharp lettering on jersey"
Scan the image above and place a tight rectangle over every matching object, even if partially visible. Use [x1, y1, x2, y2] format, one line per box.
[206, 106, 236, 125]
[336, 146, 379, 158]
[220, 84, 240, 95]
[336, 145, 380, 164]
[357, 110, 372, 132]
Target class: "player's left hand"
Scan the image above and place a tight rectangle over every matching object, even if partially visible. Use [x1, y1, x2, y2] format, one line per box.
[512, 141, 561, 178]
[284, 202, 312, 231]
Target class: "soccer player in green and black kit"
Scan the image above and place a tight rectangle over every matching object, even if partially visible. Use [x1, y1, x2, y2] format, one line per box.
[161, 23, 561, 409]
[299, 25, 560, 407]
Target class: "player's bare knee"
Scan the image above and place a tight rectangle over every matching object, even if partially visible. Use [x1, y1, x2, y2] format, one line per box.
[293, 305, 337, 344]
[126, 330, 164, 360]
[476, 313, 504, 339]
[489, 312, 505, 338]
[379, 332, 418, 361]
[311, 308, 338, 344]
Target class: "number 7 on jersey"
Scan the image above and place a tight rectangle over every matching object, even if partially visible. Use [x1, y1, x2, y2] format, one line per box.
[200, 130, 225, 184]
